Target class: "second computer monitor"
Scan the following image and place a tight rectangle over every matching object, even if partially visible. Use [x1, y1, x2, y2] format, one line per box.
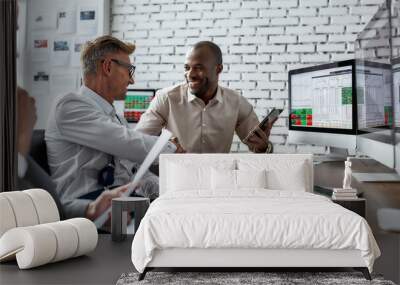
[394, 57, 400, 174]
[394, 58, 400, 128]
[124, 89, 156, 123]
[356, 61, 392, 130]
[288, 60, 357, 151]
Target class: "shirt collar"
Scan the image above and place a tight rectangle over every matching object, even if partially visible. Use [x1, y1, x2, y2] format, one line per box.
[186, 86, 223, 104]
[79, 85, 116, 116]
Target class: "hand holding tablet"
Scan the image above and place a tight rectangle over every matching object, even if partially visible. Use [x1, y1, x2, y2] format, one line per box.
[244, 108, 283, 142]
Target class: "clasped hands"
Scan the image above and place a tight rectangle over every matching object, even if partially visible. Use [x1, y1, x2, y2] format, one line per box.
[85, 137, 185, 226]
[85, 185, 130, 222]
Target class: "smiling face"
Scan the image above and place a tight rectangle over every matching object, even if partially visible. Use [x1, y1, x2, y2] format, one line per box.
[184, 46, 222, 99]
[104, 51, 135, 101]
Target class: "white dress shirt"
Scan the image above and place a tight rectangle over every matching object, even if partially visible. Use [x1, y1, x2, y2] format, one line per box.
[45, 86, 175, 217]
[136, 83, 260, 153]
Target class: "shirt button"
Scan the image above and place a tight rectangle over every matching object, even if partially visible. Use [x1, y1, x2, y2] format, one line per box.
[202, 123, 206, 127]
[203, 108, 206, 112]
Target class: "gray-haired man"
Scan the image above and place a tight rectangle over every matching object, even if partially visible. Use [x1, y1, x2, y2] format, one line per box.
[45, 36, 182, 222]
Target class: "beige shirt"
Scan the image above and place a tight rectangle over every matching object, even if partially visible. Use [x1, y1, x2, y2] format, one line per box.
[136, 83, 259, 153]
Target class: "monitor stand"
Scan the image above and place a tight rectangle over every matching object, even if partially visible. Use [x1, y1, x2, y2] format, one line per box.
[314, 147, 349, 164]
[352, 172, 400, 182]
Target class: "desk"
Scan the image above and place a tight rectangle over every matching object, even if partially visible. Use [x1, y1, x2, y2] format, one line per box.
[314, 159, 400, 284]
[0, 234, 133, 285]
[314, 159, 400, 232]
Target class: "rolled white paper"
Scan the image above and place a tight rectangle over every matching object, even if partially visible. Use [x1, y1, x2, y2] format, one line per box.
[24, 189, 60, 224]
[42, 221, 79, 262]
[0, 196, 17, 238]
[94, 129, 173, 228]
[1, 192, 39, 227]
[0, 226, 57, 269]
[0, 219, 97, 269]
[65, 218, 98, 257]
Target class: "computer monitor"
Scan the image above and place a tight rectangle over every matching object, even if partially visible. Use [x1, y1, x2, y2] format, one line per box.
[351, 0, 400, 182]
[355, 61, 394, 169]
[393, 57, 400, 175]
[288, 60, 357, 153]
[393, 0, 400, 178]
[394, 58, 400, 129]
[356, 61, 393, 130]
[114, 89, 156, 123]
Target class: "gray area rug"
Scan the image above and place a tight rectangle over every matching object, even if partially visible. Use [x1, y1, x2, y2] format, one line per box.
[117, 271, 396, 285]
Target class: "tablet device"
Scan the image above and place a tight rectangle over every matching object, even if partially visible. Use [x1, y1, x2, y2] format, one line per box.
[244, 108, 283, 141]
[258, 108, 283, 131]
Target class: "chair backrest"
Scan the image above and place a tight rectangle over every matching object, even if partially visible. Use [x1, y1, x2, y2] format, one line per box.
[29, 129, 50, 175]
[159, 153, 314, 195]
[19, 129, 64, 219]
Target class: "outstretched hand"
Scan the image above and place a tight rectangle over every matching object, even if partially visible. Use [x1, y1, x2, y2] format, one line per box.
[85, 185, 129, 221]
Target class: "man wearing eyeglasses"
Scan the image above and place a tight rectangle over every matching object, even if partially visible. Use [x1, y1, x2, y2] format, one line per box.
[45, 36, 182, 223]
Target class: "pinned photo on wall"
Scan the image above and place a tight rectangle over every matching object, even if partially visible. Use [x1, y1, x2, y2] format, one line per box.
[31, 9, 57, 30]
[30, 33, 50, 62]
[77, 6, 97, 35]
[57, 10, 76, 34]
[31, 65, 50, 94]
[51, 39, 70, 66]
[71, 37, 90, 67]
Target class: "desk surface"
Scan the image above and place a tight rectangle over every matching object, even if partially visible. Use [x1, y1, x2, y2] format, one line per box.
[314, 159, 400, 232]
[0, 234, 133, 285]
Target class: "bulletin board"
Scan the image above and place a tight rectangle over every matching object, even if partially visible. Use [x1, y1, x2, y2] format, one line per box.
[24, 0, 110, 129]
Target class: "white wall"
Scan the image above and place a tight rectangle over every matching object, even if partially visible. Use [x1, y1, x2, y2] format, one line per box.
[110, 0, 385, 153]
[23, 0, 110, 129]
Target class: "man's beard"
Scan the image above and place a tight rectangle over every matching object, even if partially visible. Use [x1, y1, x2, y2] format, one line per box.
[187, 77, 209, 97]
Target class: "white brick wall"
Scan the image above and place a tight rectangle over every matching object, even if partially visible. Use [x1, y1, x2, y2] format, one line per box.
[111, 0, 383, 153]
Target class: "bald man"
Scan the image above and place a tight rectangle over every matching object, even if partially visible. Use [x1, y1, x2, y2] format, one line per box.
[137, 41, 276, 153]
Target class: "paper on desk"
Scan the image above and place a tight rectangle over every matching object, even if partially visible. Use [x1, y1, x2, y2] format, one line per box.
[94, 129, 173, 229]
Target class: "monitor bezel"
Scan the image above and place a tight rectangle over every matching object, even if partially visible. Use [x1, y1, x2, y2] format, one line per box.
[126, 88, 157, 96]
[288, 59, 357, 135]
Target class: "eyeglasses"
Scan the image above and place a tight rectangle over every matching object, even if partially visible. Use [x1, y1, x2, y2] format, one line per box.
[110, 59, 136, 78]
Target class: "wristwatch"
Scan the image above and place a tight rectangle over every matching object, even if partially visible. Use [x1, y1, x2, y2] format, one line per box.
[253, 141, 273, 153]
[266, 141, 273, 153]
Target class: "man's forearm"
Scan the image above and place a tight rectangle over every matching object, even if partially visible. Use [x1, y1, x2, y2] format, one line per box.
[63, 199, 92, 219]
